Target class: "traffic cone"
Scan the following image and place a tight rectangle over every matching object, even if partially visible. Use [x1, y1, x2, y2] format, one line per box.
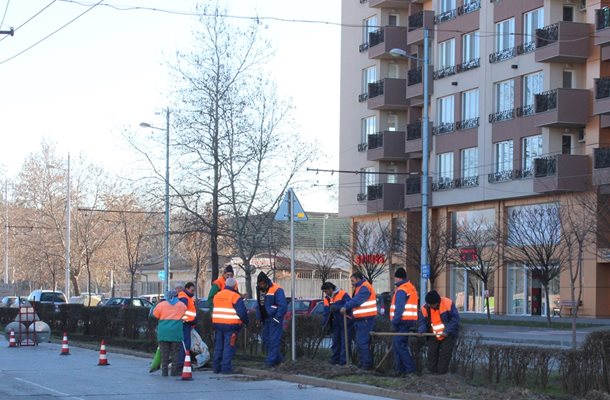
[60, 332, 70, 355]
[97, 340, 110, 366]
[181, 350, 193, 380]
[8, 330, 16, 347]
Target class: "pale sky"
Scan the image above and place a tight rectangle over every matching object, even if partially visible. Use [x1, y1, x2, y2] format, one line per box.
[0, 0, 341, 211]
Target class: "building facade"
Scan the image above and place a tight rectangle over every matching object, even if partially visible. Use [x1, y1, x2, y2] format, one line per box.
[339, 0, 610, 317]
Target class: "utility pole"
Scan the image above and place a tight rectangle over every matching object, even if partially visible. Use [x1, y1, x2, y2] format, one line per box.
[65, 154, 71, 297]
[4, 180, 8, 285]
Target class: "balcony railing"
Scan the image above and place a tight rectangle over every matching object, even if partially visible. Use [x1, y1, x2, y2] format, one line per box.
[517, 41, 536, 55]
[359, 42, 369, 52]
[488, 109, 515, 123]
[489, 46, 517, 63]
[514, 167, 534, 179]
[456, 117, 479, 130]
[368, 80, 384, 99]
[368, 133, 383, 150]
[457, 58, 480, 73]
[408, 67, 423, 86]
[458, 0, 481, 15]
[488, 170, 514, 183]
[408, 11, 424, 31]
[369, 28, 384, 48]
[357, 142, 368, 152]
[434, 9, 457, 24]
[432, 178, 454, 191]
[432, 122, 455, 135]
[536, 23, 559, 48]
[407, 122, 422, 141]
[454, 175, 479, 188]
[433, 65, 457, 80]
[594, 147, 610, 169]
[597, 7, 610, 30]
[596, 77, 610, 100]
[516, 105, 534, 117]
[534, 156, 557, 178]
[535, 90, 558, 113]
[357, 192, 367, 202]
[367, 183, 383, 201]
[406, 176, 421, 195]
[358, 93, 368, 102]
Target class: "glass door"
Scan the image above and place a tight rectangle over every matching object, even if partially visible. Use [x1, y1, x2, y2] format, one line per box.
[507, 264, 530, 315]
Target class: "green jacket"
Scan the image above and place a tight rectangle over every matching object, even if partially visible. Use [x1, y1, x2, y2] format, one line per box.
[151, 299, 187, 342]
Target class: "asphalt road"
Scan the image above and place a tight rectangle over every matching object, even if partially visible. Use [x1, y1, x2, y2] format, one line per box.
[0, 337, 388, 400]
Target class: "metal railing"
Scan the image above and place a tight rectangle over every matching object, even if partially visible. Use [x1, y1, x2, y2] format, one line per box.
[357, 192, 367, 202]
[406, 176, 421, 195]
[368, 80, 384, 99]
[454, 175, 479, 188]
[408, 67, 423, 86]
[534, 156, 557, 178]
[368, 133, 383, 150]
[597, 7, 610, 30]
[435, 9, 457, 24]
[517, 41, 536, 54]
[595, 77, 610, 100]
[536, 23, 559, 48]
[369, 28, 384, 48]
[456, 117, 479, 130]
[409, 11, 424, 32]
[594, 147, 610, 169]
[432, 178, 454, 191]
[359, 42, 369, 52]
[407, 122, 422, 141]
[457, 58, 480, 73]
[488, 170, 514, 183]
[357, 142, 368, 152]
[358, 93, 369, 102]
[433, 65, 457, 80]
[514, 167, 534, 179]
[535, 90, 557, 113]
[367, 183, 383, 201]
[432, 122, 455, 135]
[516, 104, 534, 117]
[458, 0, 481, 16]
[488, 109, 515, 123]
[489, 46, 518, 63]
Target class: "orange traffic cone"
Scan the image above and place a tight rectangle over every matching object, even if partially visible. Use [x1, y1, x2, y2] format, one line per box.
[181, 350, 193, 380]
[60, 332, 70, 355]
[8, 330, 16, 347]
[97, 340, 110, 366]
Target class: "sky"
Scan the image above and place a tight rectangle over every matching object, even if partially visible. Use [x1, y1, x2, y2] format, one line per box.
[0, 0, 341, 212]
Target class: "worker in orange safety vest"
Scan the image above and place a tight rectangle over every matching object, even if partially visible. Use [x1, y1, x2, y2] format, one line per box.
[390, 267, 418, 375]
[176, 282, 197, 371]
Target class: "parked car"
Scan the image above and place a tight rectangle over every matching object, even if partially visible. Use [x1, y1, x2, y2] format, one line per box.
[27, 290, 67, 312]
[68, 294, 103, 307]
[99, 297, 153, 309]
[0, 296, 29, 308]
[140, 293, 164, 304]
[196, 299, 211, 312]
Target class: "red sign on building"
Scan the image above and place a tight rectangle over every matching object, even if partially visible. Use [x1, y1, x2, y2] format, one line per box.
[354, 253, 386, 265]
[459, 248, 478, 262]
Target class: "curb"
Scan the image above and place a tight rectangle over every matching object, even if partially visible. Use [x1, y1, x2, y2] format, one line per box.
[236, 367, 453, 400]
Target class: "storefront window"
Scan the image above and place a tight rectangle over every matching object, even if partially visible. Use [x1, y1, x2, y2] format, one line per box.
[450, 265, 493, 313]
[507, 263, 560, 316]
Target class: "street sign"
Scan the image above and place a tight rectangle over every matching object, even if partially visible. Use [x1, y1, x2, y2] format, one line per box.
[421, 264, 430, 279]
[158, 270, 165, 281]
[274, 189, 308, 222]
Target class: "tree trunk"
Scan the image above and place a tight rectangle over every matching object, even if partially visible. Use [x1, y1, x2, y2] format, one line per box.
[245, 265, 253, 298]
[544, 282, 551, 327]
[71, 274, 80, 296]
[484, 281, 491, 322]
[129, 271, 135, 299]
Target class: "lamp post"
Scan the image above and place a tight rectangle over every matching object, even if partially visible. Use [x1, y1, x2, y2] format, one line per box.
[140, 108, 171, 294]
[390, 28, 430, 302]
[65, 154, 71, 297]
[4, 180, 8, 285]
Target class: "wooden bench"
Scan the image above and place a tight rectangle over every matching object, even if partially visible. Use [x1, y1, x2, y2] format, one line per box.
[552, 300, 582, 317]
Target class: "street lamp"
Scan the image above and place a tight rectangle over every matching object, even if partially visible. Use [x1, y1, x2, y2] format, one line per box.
[140, 108, 171, 294]
[390, 28, 431, 302]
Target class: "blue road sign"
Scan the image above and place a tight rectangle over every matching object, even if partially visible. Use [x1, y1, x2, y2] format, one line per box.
[421, 264, 430, 279]
[274, 189, 308, 222]
[158, 270, 165, 281]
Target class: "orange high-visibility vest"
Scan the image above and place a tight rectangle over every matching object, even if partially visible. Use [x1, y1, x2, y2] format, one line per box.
[212, 289, 242, 325]
[265, 283, 282, 312]
[352, 281, 377, 319]
[213, 276, 239, 292]
[324, 289, 347, 307]
[421, 297, 453, 341]
[178, 291, 197, 323]
[390, 281, 419, 321]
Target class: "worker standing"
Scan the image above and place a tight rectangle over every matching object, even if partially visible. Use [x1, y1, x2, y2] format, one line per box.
[390, 267, 418, 375]
[150, 289, 187, 377]
[340, 272, 377, 370]
[177, 282, 197, 372]
[321, 281, 352, 365]
[212, 278, 248, 374]
[418, 290, 460, 374]
[208, 265, 238, 310]
[256, 271, 287, 367]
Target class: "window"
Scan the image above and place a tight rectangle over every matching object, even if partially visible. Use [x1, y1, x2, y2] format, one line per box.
[495, 140, 513, 172]
[495, 18, 515, 51]
[387, 63, 400, 79]
[362, 66, 377, 95]
[387, 113, 398, 131]
[523, 71, 543, 115]
[522, 135, 542, 175]
[363, 16, 378, 44]
[361, 116, 376, 144]
[495, 79, 514, 112]
[439, 0, 456, 13]
[438, 95, 455, 128]
[386, 166, 397, 184]
[360, 167, 376, 196]
[562, 135, 573, 155]
[523, 8, 544, 45]
[438, 39, 456, 69]
[563, 70, 573, 89]
[462, 31, 479, 63]
[388, 14, 399, 26]
[437, 152, 454, 182]
[563, 6, 574, 22]
[451, 209, 495, 248]
[461, 147, 478, 178]
[462, 89, 479, 121]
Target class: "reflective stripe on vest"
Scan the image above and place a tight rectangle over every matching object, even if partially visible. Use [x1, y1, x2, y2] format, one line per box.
[422, 297, 453, 341]
[390, 281, 419, 321]
[178, 291, 196, 322]
[352, 281, 377, 319]
[212, 289, 242, 325]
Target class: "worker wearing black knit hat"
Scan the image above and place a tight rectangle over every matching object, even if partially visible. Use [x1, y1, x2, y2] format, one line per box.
[418, 290, 460, 374]
[256, 271, 286, 367]
[390, 267, 418, 375]
[208, 264, 239, 311]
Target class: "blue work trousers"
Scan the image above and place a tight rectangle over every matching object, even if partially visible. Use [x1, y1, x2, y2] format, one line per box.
[262, 319, 283, 366]
[392, 322, 417, 373]
[177, 324, 192, 368]
[353, 317, 375, 369]
[213, 324, 240, 373]
[330, 316, 352, 365]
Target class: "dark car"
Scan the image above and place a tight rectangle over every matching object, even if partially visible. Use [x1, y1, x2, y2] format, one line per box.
[99, 297, 153, 309]
[196, 299, 211, 312]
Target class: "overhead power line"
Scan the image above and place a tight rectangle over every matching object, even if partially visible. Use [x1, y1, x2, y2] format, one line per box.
[0, 0, 56, 43]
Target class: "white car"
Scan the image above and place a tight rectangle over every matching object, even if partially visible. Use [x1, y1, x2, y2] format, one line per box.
[27, 290, 67, 312]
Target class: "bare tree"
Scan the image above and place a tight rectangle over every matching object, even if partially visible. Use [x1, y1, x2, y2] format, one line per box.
[503, 202, 566, 326]
[180, 227, 210, 299]
[310, 247, 342, 285]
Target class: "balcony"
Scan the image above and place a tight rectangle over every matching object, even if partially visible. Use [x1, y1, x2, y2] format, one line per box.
[532, 89, 589, 128]
[368, 26, 408, 59]
[367, 79, 407, 110]
[406, 66, 433, 106]
[488, 170, 515, 184]
[367, 183, 405, 213]
[453, 175, 479, 189]
[404, 176, 422, 209]
[433, 65, 457, 80]
[533, 155, 591, 193]
[407, 11, 435, 47]
[431, 177, 454, 192]
[367, 131, 408, 161]
[432, 122, 455, 135]
[457, 0, 481, 16]
[535, 22, 590, 64]
[593, 147, 610, 186]
[594, 77, 610, 116]
[369, 0, 410, 8]
[595, 7, 610, 47]
[405, 122, 424, 157]
[456, 58, 480, 73]
[488, 109, 515, 124]
[456, 117, 479, 131]
[434, 8, 457, 25]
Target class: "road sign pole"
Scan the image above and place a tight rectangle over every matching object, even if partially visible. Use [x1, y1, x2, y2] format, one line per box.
[289, 189, 296, 362]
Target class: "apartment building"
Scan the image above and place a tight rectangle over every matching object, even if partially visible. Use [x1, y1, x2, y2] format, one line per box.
[339, 0, 610, 317]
